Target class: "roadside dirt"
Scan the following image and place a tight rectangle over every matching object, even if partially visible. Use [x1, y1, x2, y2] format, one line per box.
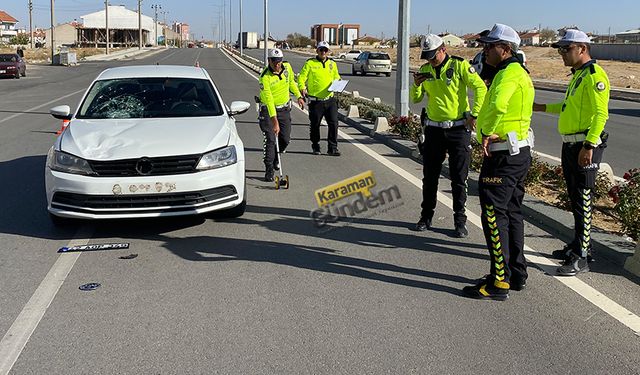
[0, 47, 125, 64]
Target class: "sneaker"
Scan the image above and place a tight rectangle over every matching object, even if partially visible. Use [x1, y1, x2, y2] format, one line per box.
[454, 223, 468, 238]
[552, 244, 594, 263]
[463, 275, 509, 301]
[415, 218, 432, 232]
[264, 168, 275, 182]
[312, 144, 321, 155]
[327, 148, 341, 156]
[556, 253, 589, 276]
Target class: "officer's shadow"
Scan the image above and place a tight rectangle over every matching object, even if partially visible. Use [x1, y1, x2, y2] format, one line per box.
[158, 233, 466, 296]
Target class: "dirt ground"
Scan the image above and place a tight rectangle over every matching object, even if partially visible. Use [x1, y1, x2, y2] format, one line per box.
[300, 46, 640, 89]
[0, 47, 125, 64]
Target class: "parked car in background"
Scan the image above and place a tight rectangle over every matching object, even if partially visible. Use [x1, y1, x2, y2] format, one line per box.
[352, 52, 392, 77]
[0, 54, 26, 78]
[45, 65, 251, 222]
[338, 49, 362, 60]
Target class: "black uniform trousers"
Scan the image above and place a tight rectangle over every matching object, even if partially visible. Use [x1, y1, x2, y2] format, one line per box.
[478, 147, 532, 285]
[308, 97, 339, 150]
[561, 141, 605, 258]
[258, 106, 292, 169]
[421, 125, 471, 225]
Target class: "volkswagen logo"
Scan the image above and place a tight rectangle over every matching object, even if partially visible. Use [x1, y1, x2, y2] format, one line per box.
[135, 157, 153, 175]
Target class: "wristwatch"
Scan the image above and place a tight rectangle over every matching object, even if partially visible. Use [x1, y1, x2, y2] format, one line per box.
[583, 142, 596, 150]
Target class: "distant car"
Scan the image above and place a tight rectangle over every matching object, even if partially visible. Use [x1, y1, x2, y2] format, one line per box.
[0, 53, 26, 79]
[45, 65, 251, 221]
[352, 52, 392, 77]
[338, 49, 363, 60]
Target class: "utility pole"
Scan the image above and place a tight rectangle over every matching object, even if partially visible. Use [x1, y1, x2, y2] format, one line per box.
[151, 4, 161, 46]
[29, 0, 33, 49]
[138, 0, 142, 49]
[222, 0, 226, 44]
[50, 0, 55, 64]
[229, 0, 232, 47]
[105, 0, 109, 55]
[263, 0, 268, 65]
[239, 0, 243, 55]
[160, 11, 167, 47]
[395, 0, 410, 116]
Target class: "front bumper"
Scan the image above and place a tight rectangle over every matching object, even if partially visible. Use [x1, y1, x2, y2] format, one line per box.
[364, 65, 392, 73]
[46, 160, 245, 219]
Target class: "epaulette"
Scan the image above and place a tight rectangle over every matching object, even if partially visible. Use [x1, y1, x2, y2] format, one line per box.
[260, 68, 269, 77]
[589, 64, 596, 74]
[451, 55, 464, 61]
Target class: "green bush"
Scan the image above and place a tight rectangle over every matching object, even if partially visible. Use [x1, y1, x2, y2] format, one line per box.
[388, 114, 421, 142]
[609, 168, 640, 240]
[9, 34, 29, 45]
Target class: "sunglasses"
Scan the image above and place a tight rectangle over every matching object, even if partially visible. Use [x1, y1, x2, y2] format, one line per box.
[318, 47, 329, 52]
[483, 43, 506, 51]
[269, 58, 283, 63]
[557, 45, 577, 54]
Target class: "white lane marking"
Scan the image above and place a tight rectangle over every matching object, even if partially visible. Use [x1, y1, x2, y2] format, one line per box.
[0, 226, 94, 375]
[223, 49, 640, 336]
[0, 88, 85, 125]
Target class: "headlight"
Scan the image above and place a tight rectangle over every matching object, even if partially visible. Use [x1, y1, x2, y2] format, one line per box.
[47, 148, 96, 176]
[7, 66, 16, 70]
[196, 145, 237, 171]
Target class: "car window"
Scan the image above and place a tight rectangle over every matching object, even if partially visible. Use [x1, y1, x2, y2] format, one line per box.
[368, 53, 390, 60]
[349, 50, 360, 54]
[0, 54, 17, 62]
[76, 77, 224, 119]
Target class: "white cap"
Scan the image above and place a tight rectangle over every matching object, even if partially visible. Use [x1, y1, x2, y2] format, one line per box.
[267, 48, 283, 59]
[552, 29, 591, 47]
[478, 23, 521, 46]
[420, 34, 443, 60]
[317, 41, 330, 50]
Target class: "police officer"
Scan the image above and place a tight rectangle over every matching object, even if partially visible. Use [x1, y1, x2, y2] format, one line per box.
[258, 48, 305, 182]
[462, 24, 534, 300]
[298, 41, 342, 156]
[471, 29, 527, 87]
[411, 34, 487, 238]
[533, 30, 609, 276]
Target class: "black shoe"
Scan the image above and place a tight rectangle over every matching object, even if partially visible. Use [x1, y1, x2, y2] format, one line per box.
[273, 159, 280, 171]
[556, 253, 589, 276]
[552, 244, 594, 263]
[463, 275, 509, 301]
[454, 223, 468, 238]
[415, 218, 432, 232]
[327, 148, 341, 156]
[312, 144, 321, 155]
[264, 168, 275, 182]
[510, 279, 527, 291]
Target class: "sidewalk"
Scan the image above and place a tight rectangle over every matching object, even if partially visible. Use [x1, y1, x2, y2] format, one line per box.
[224, 46, 639, 279]
[81, 46, 166, 62]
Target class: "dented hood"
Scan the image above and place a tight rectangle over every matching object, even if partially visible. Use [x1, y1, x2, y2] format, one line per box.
[60, 117, 231, 160]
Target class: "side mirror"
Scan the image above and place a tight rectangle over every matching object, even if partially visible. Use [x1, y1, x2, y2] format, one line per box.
[50, 105, 72, 120]
[228, 101, 250, 116]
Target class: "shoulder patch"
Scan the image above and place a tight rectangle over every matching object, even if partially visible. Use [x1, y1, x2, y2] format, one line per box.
[451, 55, 464, 61]
[596, 81, 606, 91]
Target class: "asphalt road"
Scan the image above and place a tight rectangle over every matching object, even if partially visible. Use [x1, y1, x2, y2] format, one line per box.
[0, 48, 639, 374]
[242, 49, 640, 175]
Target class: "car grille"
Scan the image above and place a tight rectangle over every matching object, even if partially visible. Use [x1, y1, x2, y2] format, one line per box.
[52, 186, 237, 211]
[88, 154, 201, 177]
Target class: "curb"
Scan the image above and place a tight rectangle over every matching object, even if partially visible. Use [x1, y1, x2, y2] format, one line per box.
[337, 110, 638, 272]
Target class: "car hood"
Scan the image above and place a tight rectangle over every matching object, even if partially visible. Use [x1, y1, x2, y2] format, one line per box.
[60, 116, 231, 160]
[0, 62, 18, 67]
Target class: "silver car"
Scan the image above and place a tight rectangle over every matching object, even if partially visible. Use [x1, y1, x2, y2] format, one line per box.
[352, 52, 392, 77]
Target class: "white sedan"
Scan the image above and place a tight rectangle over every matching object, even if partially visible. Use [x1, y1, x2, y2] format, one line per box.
[45, 65, 250, 221]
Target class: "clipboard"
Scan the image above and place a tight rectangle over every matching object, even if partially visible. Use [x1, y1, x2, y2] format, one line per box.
[328, 79, 349, 93]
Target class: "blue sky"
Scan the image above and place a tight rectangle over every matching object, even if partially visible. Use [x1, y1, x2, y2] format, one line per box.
[4, 0, 640, 41]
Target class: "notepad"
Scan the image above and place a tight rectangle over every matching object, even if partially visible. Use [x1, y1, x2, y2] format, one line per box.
[328, 79, 349, 93]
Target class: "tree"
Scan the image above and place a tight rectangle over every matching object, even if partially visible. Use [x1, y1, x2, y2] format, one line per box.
[539, 28, 557, 45]
[10, 34, 29, 45]
[286, 32, 314, 48]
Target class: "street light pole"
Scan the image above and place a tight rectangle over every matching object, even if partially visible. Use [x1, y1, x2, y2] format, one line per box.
[395, 0, 410, 116]
[151, 5, 161, 46]
[29, 0, 33, 49]
[263, 0, 268, 65]
[138, 0, 142, 49]
[50, 0, 55, 64]
[239, 0, 243, 55]
[105, 0, 109, 55]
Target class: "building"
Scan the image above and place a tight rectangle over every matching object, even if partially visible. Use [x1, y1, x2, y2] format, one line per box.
[0, 10, 18, 43]
[173, 22, 190, 43]
[439, 33, 464, 47]
[616, 29, 640, 44]
[311, 23, 360, 46]
[44, 23, 79, 48]
[519, 31, 540, 46]
[78, 5, 161, 47]
[353, 35, 381, 47]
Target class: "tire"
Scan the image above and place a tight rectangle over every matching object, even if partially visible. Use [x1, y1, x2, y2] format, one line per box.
[49, 213, 76, 227]
[351, 66, 357, 75]
[360, 67, 366, 76]
[14, 71, 20, 79]
[385, 73, 391, 77]
[21, 69, 26, 77]
[218, 199, 246, 218]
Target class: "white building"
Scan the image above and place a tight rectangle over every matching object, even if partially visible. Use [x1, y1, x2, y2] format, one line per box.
[79, 5, 162, 47]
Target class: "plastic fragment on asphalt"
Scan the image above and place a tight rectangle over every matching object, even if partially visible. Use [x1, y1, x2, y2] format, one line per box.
[58, 243, 130, 253]
[119, 253, 138, 260]
[79, 283, 101, 291]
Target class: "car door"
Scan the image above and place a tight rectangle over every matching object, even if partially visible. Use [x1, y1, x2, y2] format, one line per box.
[357, 53, 369, 72]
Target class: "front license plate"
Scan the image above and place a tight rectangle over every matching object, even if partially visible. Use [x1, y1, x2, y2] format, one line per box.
[111, 182, 177, 195]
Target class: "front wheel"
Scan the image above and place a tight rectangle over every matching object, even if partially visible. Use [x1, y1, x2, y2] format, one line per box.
[385, 72, 391, 77]
[351, 66, 357, 75]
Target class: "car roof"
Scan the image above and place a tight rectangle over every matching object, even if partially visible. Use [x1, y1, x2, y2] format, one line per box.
[96, 65, 209, 80]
